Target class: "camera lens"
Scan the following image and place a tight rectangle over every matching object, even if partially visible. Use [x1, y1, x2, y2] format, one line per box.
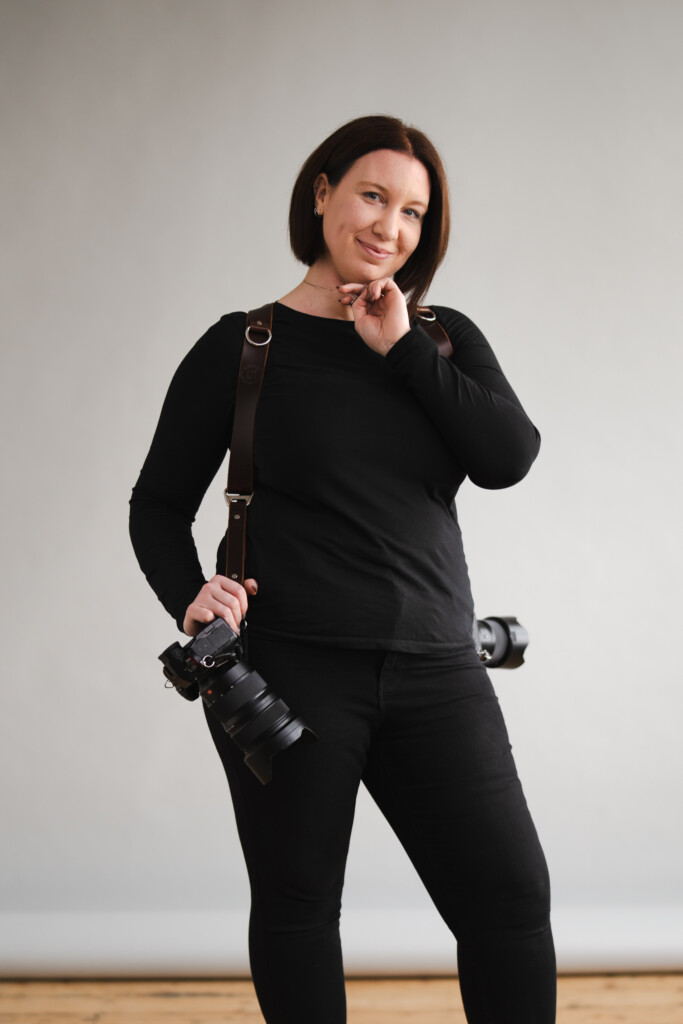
[474, 616, 529, 669]
[200, 660, 317, 784]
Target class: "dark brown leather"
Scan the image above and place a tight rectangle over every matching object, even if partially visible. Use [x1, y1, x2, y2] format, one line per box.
[416, 307, 454, 359]
[224, 303, 273, 583]
[223, 302, 453, 584]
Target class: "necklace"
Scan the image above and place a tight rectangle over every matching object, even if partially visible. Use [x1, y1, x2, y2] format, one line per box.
[302, 277, 339, 293]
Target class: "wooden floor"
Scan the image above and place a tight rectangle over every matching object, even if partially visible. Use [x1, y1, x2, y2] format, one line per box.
[0, 975, 681, 1023]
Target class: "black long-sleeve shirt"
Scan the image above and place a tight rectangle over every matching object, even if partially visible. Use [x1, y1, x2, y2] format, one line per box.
[129, 303, 540, 651]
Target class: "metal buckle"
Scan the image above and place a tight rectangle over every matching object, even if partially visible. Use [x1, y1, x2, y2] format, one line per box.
[224, 490, 254, 507]
[417, 308, 437, 322]
[245, 324, 272, 346]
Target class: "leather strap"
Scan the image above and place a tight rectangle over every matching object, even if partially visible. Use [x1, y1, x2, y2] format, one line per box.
[223, 302, 452, 584]
[416, 307, 454, 359]
[224, 303, 273, 583]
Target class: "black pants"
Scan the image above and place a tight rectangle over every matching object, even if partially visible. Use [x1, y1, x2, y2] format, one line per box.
[204, 635, 556, 1024]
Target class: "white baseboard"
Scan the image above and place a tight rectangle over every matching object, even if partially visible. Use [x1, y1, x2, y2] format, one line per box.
[1, 906, 682, 977]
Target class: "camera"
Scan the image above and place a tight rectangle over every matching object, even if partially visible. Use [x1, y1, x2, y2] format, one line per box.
[473, 615, 529, 669]
[159, 619, 317, 785]
[159, 612, 527, 783]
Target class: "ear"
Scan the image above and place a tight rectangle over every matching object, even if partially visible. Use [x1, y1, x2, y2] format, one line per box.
[313, 173, 330, 215]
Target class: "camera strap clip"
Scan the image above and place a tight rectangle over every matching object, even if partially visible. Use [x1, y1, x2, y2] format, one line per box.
[224, 491, 254, 507]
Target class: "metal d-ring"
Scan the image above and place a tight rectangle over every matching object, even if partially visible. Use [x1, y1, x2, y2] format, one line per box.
[245, 324, 272, 346]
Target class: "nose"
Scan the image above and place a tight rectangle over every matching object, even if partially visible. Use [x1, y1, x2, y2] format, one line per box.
[373, 205, 400, 241]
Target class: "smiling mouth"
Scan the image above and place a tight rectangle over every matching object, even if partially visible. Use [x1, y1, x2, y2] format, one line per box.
[357, 239, 395, 259]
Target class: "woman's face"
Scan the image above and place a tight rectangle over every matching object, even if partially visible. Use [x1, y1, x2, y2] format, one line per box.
[314, 149, 430, 284]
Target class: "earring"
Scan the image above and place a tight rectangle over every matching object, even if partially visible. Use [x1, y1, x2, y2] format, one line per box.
[313, 206, 321, 217]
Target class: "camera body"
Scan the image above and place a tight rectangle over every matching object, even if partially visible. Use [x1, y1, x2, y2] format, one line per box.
[159, 616, 240, 702]
[159, 619, 316, 785]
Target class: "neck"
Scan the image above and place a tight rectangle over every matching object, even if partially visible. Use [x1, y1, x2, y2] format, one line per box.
[278, 262, 354, 320]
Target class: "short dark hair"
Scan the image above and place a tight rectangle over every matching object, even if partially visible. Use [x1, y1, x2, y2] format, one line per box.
[289, 115, 450, 318]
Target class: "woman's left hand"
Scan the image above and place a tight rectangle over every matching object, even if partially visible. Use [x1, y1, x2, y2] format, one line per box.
[338, 278, 410, 356]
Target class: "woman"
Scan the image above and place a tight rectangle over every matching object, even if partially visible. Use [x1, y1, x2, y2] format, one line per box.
[130, 115, 556, 1023]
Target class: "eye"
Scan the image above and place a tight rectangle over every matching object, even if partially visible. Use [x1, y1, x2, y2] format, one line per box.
[363, 191, 383, 202]
[404, 207, 422, 221]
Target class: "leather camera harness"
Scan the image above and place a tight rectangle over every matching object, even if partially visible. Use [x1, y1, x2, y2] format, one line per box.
[224, 303, 453, 585]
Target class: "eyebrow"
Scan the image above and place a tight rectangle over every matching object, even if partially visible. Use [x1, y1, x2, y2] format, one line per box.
[358, 180, 429, 210]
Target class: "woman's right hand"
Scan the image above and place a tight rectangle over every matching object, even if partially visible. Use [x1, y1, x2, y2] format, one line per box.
[183, 575, 259, 636]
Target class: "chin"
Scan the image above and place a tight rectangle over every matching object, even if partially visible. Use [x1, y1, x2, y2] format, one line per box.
[358, 262, 397, 281]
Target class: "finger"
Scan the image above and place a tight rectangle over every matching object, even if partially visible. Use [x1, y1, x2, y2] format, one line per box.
[349, 286, 370, 317]
[338, 284, 365, 307]
[192, 598, 240, 634]
[337, 285, 368, 312]
[184, 574, 253, 636]
[367, 278, 395, 303]
[244, 578, 259, 596]
[213, 589, 246, 628]
[190, 583, 243, 634]
[337, 283, 365, 294]
[212, 575, 249, 619]
[366, 283, 385, 305]
[351, 285, 368, 307]
[184, 605, 216, 636]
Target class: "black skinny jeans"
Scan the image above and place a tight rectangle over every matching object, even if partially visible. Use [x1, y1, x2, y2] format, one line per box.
[204, 635, 556, 1024]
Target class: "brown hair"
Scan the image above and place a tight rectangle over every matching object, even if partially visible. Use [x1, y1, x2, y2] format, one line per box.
[289, 115, 450, 319]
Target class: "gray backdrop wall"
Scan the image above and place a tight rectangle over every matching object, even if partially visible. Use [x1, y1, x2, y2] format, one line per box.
[2, 0, 682, 976]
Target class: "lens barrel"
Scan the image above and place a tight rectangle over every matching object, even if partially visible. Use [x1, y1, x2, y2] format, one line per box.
[200, 659, 317, 784]
[475, 616, 529, 669]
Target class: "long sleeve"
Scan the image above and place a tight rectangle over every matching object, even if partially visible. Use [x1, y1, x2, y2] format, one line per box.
[129, 313, 244, 628]
[385, 306, 540, 489]
[130, 302, 540, 650]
